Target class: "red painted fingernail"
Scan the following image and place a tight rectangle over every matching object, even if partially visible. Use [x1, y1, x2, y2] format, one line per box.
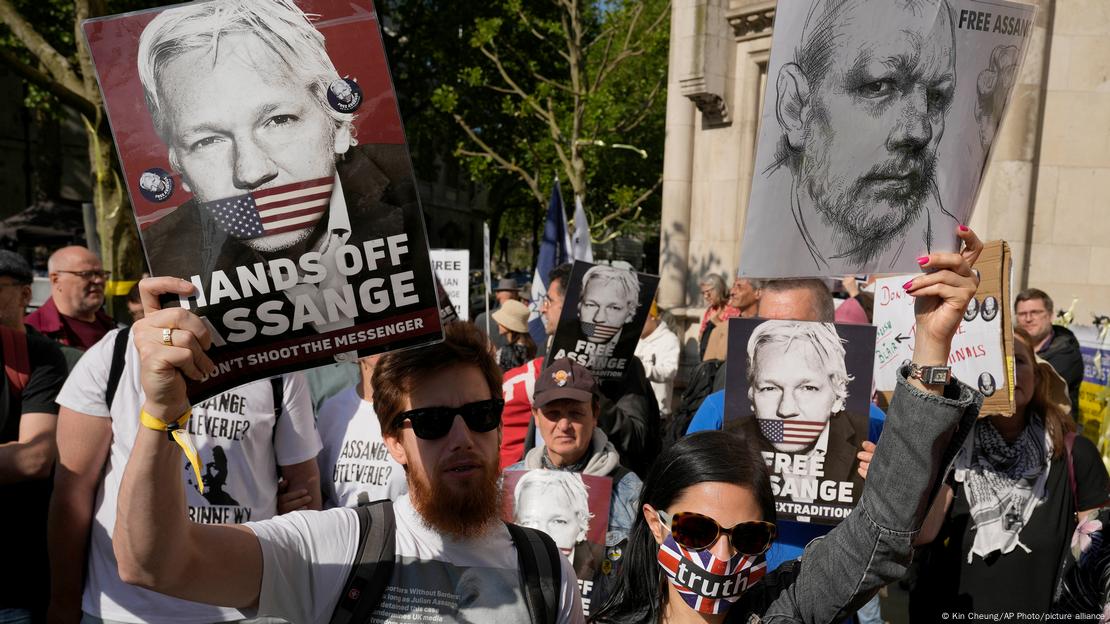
[916, 256, 929, 265]
[959, 224, 969, 232]
[902, 280, 913, 290]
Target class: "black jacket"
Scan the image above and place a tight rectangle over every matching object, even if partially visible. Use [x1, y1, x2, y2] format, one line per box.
[1039, 325, 1084, 419]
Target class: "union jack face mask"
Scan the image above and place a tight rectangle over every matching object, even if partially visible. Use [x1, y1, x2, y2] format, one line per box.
[655, 532, 767, 615]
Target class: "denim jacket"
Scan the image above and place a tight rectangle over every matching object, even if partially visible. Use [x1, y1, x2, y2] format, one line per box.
[726, 367, 982, 623]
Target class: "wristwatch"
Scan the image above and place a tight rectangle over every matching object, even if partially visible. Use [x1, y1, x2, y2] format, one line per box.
[908, 362, 952, 385]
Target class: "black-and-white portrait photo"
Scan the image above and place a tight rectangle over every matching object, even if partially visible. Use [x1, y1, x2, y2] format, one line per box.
[724, 318, 876, 524]
[138, 168, 174, 202]
[740, 0, 1034, 278]
[576, 265, 640, 345]
[980, 295, 999, 322]
[513, 470, 592, 564]
[327, 77, 363, 113]
[978, 371, 997, 397]
[964, 296, 980, 322]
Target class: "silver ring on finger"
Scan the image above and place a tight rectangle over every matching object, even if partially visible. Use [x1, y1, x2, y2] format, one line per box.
[161, 327, 174, 347]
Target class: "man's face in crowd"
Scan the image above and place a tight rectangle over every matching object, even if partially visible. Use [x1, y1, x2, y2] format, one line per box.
[1016, 298, 1053, 342]
[0, 277, 31, 330]
[751, 341, 842, 453]
[579, 279, 635, 327]
[541, 278, 565, 335]
[729, 278, 759, 311]
[535, 398, 597, 466]
[385, 363, 502, 537]
[789, 0, 955, 245]
[516, 485, 583, 560]
[158, 32, 347, 252]
[51, 249, 106, 317]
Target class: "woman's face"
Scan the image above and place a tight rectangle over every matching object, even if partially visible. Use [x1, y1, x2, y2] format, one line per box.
[1013, 339, 1037, 413]
[702, 285, 721, 308]
[646, 482, 763, 563]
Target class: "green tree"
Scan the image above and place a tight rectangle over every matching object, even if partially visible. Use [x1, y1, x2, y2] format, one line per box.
[0, 0, 173, 315]
[404, 0, 669, 257]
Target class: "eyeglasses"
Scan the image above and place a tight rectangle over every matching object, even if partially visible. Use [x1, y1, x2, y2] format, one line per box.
[657, 510, 776, 556]
[391, 398, 504, 440]
[55, 270, 111, 281]
[1016, 309, 1047, 319]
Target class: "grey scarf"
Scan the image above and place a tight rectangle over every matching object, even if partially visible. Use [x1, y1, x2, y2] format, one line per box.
[954, 414, 1052, 562]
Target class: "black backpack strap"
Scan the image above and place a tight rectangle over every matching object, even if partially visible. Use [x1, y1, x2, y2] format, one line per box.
[105, 327, 131, 409]
[328, 500, 396, 624]
[506, 522, 561, 624]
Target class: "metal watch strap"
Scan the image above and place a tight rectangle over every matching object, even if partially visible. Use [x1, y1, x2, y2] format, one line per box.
[908, 362, 951, 385]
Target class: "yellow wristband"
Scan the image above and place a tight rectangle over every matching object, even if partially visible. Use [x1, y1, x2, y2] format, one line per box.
[140, 409, 204, 493]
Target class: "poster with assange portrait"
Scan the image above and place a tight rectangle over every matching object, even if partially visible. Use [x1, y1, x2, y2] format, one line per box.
[546, 261, 660, 380]
[738, 0, 1036, 278]
[83, 0, 441, 402]
[501, 470, 613, 616]
[723, 318, 877, 525]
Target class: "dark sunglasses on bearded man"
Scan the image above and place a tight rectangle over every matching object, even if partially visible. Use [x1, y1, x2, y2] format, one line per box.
[391, 398, 504, 440]
[657, 509, 777, 556]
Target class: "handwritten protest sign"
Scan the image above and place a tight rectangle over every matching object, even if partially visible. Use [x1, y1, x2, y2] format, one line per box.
[873, 240, 1014, 415]
[1072, 325, 1110, 452]
[739, 0, 1035, 278]
[430, 249, 470, 321]
[501, 470, 612, 616]
[723, 318, 876, 525]
[547, 261, 660, 379]
[84, 0, 441, 401]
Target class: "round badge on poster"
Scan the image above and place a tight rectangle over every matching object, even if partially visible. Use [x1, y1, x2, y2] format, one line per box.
[327, 77, 363, 113]
[138, 168, 174, 203]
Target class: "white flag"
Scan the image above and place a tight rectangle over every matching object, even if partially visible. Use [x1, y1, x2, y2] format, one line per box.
[571, 195, 593, 262]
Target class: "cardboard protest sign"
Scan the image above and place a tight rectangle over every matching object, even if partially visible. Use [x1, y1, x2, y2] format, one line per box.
[873, 240, 1014, 415]
[430, 249, 470, 321]
[84, 0, 441, 401]
[501, 470, 612, 616]
[738, 0, 1036, 278]
[547, 261, 660, 379]
[723, 318, 876, 525]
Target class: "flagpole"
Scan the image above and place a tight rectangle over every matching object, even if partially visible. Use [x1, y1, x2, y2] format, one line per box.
[483, 222, 491, 337]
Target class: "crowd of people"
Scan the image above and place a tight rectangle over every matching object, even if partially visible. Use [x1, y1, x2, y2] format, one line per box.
[1, 224, 1108, 624]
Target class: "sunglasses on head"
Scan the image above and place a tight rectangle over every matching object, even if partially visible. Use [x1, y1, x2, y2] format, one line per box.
[657, 510, 776, 556]
[391, 398, 504, 440]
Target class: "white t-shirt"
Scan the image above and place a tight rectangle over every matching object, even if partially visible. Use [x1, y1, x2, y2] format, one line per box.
[56, 328, 323, 623]
[248, 495, 585, 624]
[316, 386, 407, 508]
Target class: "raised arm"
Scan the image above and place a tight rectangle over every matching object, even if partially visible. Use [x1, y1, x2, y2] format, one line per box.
[112, 277, 263, 608]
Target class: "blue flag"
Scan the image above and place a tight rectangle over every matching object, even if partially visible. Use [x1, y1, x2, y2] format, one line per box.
[529, 179, 572, 349]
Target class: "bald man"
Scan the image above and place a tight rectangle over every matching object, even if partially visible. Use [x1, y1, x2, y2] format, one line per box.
[26, 246, 117, 350]
[768, 0, 960, 273]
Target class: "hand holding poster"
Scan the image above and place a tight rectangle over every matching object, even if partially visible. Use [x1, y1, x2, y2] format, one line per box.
[738, 0, 1036, 278]
[546, 261, 660, 379]
[723, 318, 877, 524]
[872, 240, 1014, 415]
[83, 0, 441, 402]
[501, 470, 612, 616]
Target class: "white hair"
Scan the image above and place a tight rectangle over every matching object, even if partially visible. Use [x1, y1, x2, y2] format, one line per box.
[580, 265, 640, 316]
[513, 470, 592, 543]
[745, 319, 853, 407]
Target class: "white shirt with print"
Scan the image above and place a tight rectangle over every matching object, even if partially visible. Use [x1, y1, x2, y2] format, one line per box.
[248, 494, 585, 624]
[56, 328, 323, 624]
[316, 385, 407, 508]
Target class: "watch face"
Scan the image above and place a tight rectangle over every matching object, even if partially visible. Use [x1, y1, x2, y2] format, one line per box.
[925, 368, 951, 385]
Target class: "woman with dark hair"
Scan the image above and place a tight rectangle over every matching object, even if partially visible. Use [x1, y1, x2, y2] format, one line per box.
[593, 226, 988, 623]
[909, 327, 1110, 618]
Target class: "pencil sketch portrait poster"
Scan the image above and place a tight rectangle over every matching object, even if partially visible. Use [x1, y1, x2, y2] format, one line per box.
[723, 318, 877, 525]
[739, 0, 1036, 278]
[84, 0, 441, 401]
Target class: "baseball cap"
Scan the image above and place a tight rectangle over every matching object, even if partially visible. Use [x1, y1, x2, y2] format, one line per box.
[534, 358, 596, 407]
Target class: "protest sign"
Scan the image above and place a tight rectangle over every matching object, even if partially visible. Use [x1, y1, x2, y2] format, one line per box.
[501, 470, 612, 616]
[84, 0, 441, 402]
[546, 261, 660, 379]
[723, 318, 876, 525]
[1072, 324, 1110, 449]
[873, 240, 1014, 415]
[430, 249, 470, 321]
[738, 0, 1036, 278]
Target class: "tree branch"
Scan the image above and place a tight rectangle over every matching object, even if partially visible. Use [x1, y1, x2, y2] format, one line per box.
[615, 74, 665, 133]
[0, 0, 85, 95]
[0, 47, 97, 118]
[593, 175, 662, 230]
[477, 44, 554, 125]
[451, 113, 544, 205]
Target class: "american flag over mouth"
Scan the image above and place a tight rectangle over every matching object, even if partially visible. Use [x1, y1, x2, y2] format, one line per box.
[657, 534, 765, 615]
[582, 322, 620, 343]
[202, 176, 333, 239]
[757, 418, 825, 445]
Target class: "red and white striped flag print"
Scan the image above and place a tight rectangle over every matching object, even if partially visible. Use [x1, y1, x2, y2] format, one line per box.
[756, 418, 825, 445]
[202, 176, 333, 239]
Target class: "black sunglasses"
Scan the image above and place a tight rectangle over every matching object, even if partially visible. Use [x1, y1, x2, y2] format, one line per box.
[391, 399, 504, 440]
[657, 510, 776, 556]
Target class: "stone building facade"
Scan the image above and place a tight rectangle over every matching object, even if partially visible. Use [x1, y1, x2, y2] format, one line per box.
[659, 0, 1110, 338]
